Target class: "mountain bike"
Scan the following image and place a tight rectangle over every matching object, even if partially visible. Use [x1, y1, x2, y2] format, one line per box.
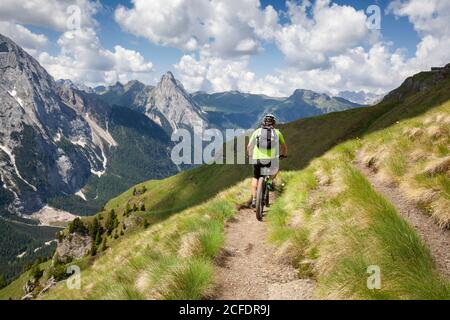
[255, 155, 286, 221]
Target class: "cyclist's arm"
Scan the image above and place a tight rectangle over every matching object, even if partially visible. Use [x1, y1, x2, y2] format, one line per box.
[281, 143, 288, 156]
[278, 130, 288, 156]
[247, 130, 257, 156]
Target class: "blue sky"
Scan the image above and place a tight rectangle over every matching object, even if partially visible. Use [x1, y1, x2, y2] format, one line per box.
[2, 0, 449, 96]
[82, 0, 421, 78]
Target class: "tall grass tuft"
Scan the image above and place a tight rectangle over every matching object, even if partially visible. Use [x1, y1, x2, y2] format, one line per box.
[162, 258, 213, 300]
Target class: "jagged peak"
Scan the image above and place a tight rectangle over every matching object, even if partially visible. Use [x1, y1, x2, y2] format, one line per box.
[157, 71, 190, 95]
[0, 33, 18, 50]
[291, 89, 325, 99]
[124, 79, 145, 91]
[162, 71, 175, 80]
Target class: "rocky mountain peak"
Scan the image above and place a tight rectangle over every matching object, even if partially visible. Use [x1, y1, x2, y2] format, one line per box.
[161, 71, 176, 83]
[144, 71, 207, 134]
[291, 89, 324, 100]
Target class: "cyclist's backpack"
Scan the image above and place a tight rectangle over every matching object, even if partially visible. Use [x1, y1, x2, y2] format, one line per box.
[257, 127, 276, 150]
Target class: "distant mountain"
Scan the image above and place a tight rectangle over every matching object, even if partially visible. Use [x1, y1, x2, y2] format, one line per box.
[96, 73, 207, 135]
[337, 90, 384, 105]
[94, 80, 153, 114]
[193, 89, 362, 127]
[266, 89, 363, 123]
[56, 79, 94, 94]
[98, 77, 362, 132]
[192, 91, 285, 129]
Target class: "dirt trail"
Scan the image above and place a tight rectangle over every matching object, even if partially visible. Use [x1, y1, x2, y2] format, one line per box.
[355, 159, 450, 278]
[213, 198, 315, 300]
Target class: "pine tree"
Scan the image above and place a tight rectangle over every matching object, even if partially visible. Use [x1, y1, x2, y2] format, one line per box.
[0, 274, 6, 289]
[143, 219, 150, 229]
[125, 203, 131, 216]
[95, 230, 102, 246]
[100, 237, 108, 251]
[140, 203, 146, 212]
[89, 217, 100, 240]
[105, 209, 117, 235]
[133, 203, 138, 212]
[69, 217, 87, 235]
[132, 188, 137, 196]
[90, 243, 97, 256]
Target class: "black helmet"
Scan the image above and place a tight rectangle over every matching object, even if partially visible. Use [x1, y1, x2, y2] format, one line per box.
[262, 113, 276, 126]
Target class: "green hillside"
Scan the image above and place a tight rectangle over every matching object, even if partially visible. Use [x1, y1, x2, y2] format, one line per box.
[2, 66, 449, 299]
[0, 219, 57, 284]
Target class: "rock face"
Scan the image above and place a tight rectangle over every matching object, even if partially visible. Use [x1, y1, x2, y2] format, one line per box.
[55, 233, 92, 263]
[0, 33, 115, 214]
[144, 72, 207, 135]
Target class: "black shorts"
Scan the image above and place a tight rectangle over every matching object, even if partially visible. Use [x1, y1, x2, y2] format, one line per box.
[253, 160, 277, 179]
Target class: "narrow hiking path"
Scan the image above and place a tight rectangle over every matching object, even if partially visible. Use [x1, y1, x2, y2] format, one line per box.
[354, 159, 450, 278]
[213, 197, 315, 300]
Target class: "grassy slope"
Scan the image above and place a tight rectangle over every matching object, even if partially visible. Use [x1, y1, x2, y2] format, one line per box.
[268, 99, 450, 299]
[41, 181, 250, 300]
[0, 261, 51, 300]
[2, 68, 449, 299]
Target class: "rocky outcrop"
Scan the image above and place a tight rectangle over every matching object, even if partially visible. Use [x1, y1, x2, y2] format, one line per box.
[55, 233, 92, 263]
[384, 63, 450, 102]
[37, 276, 56, 297]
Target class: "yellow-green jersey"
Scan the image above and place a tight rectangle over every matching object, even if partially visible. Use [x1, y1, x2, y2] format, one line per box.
[249, 128, 285, 160]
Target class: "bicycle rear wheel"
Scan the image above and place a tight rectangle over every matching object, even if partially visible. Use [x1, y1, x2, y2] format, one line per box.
[255, 177, 265, 221]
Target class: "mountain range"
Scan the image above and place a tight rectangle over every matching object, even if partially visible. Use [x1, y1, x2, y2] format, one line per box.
[0, 31, 364, 219]
[0, 33, 363, 281]
[337, 90, 384, 105]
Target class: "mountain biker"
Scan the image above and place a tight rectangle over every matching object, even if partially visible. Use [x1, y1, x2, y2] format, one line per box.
[247, 114, 288, 208]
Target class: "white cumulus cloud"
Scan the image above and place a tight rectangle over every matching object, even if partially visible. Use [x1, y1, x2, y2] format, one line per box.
[115, 0, 278, 57]
[0, 22, 48, 55]
[39, 28, 153, 86]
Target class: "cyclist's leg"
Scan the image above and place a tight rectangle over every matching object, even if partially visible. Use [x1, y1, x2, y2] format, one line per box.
[251, 178, 258, 198]
[268, 165, 279, 190]
[252, 162, 262, 206]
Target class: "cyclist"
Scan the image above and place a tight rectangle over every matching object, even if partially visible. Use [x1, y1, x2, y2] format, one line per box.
[247, 114, 288, 208]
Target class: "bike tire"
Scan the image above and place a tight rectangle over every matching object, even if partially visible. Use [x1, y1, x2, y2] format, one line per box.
[265, 186, 270, 207]
[255, 177, 265, 221]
